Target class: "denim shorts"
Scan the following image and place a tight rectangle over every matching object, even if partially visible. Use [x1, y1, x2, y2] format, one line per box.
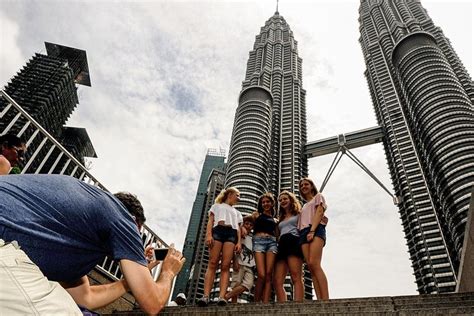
[253, 235, 278, 253]
[299, 224, 326, 246]
[212, 225, 238, 244]
[276, 233, 304, 261]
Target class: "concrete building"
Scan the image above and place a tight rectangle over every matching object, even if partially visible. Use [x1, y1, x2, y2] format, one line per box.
[185, 168, 226, 303]
[358, 0, 474, 293]
[0, 42, 95, 173]
[225, 10, 308, 211]
[173, 149, 226, 298]
[224, 9, 312, 300]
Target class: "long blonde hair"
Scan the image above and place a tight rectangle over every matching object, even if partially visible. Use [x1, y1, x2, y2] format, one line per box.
[215, 187, 239, 204]
[278, 190, 301, 222]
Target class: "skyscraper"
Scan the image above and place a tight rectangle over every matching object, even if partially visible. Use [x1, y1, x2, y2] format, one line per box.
[186, 168, 226, 303]
[225, 10, 307, 211]
[173, 149, 226, 298]
[359, 0, 474, 293]
[0, 42, 94, 174]
[224, 10, 312, 300]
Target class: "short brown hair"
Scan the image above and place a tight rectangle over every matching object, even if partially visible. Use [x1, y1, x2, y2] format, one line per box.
[243, 215, 255, 224]
[114, 192, 146, 226]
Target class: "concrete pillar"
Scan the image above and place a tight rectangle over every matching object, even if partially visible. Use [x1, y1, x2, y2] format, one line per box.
[457, 186, 474, 292]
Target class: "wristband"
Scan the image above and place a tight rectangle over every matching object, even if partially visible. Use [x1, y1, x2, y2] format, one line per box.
[309, 230, 316, 233]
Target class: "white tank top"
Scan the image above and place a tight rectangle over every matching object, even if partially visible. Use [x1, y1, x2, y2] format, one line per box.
[209, 203, 243, 230]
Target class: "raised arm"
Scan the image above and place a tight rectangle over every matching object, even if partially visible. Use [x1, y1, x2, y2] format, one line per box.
[120, 247, 185, 314]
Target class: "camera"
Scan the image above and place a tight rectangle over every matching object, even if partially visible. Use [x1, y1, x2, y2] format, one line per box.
[154, 248, 169, 260]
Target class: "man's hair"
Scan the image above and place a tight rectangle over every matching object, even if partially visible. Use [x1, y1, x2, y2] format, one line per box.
[114, 192, 146, 226]
[0, 133, 24, 149]
[243, 215, 255, 224]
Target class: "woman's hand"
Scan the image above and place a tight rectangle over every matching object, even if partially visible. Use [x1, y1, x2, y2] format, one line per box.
[321, 215, 328, 225]
[234, 243, 242, 253]
[307, 231, 315, 242]
[206, 235, 214, 249]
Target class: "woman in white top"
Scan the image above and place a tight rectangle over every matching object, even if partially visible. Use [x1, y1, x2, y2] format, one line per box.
[198, 187, 243, 307]
[298, 177, 329, 300]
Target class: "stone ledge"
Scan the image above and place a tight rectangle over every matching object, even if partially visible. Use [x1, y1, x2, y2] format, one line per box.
[104, 292, 474, 315]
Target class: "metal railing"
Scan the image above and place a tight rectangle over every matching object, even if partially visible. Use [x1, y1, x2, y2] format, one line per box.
[0, 89, 167, 280]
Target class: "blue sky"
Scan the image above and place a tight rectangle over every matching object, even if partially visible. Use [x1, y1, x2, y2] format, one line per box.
[1, 0, 472, 298]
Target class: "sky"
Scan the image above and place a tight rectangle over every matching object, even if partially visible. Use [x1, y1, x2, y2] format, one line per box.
[1, 0, 473, 299]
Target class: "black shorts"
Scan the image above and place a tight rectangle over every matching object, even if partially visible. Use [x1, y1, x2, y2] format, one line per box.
[212, 225, 238, 244]
[276, 233, 303, 261]
[299, 224, 326, 246]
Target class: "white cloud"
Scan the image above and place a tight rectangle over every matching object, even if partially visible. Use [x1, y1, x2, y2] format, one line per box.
[0, 9, 25, 82]
[1, 0, 472, 298]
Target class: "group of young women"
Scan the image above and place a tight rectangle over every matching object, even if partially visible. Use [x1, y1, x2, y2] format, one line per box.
[197, 177, 329, 306]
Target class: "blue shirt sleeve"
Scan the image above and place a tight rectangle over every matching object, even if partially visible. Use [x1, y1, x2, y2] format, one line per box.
[103, 195, 147, 267]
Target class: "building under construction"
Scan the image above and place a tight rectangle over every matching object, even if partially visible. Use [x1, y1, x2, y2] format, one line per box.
[0, 42, 95, 174]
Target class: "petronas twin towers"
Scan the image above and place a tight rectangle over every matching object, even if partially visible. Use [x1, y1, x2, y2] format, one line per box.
[225, 11, 308, 214]
[181, 0, 474, 300]
[359, 0, 474, 293]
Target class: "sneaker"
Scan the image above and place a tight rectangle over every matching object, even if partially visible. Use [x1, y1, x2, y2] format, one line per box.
[197, 296, 209, 307]
[217, 297, 227, 306]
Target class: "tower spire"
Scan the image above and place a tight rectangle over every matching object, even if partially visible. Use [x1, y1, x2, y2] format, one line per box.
[276, 0, 279, 14]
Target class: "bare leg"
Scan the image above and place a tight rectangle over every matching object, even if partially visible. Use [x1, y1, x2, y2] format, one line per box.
[254, 252, 266, 302]
[287, 255, 304, 302]
[219, 242, 236, 298]
[308, 237, 329, 300]
[225, 284, 247, 301]
[203, 241, 223, 296]
[263, 251, 276, 303]
[301, 243, 319, 299]
[273, 259, 288, 302]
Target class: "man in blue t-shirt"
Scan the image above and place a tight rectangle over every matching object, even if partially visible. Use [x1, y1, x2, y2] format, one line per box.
[0, 174, 185, 315]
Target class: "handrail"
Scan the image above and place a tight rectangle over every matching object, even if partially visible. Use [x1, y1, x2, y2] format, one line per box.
[0, 89, 168, 281]
[1, 90, 104, 188]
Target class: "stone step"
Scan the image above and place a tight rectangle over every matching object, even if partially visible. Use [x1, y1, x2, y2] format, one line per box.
[105, 292, 474, 315]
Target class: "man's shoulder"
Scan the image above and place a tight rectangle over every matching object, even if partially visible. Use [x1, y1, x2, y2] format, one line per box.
[0, 155, 11, 175]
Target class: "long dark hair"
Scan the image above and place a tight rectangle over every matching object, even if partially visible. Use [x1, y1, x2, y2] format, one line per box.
[298, 178, 319, 201]
[257, 192, 276, 217]
[278, 190, 301, 222]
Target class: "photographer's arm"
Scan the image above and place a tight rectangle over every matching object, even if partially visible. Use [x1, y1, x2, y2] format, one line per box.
[120, 247, 185, 315]
[61, 276, 129, 310]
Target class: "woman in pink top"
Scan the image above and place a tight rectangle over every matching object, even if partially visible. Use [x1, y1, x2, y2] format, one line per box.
[298, 178, 329, 300]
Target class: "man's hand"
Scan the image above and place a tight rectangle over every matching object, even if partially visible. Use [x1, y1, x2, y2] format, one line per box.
[160, 244, 185, 279]
[144, 244, 160, 271]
